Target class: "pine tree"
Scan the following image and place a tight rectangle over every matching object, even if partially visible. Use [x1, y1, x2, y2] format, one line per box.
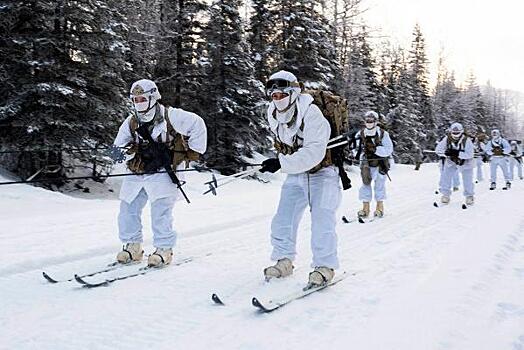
[275, 0, 342, 90]
[343, 27, 380, 124]
[407, 24, 435, 149]
[249, 0, 277, 83]
[0, 0, 129, 181]
[123, 0, 162, 80]
[154, 0, 207, 113]
[463, 72, 488, 133]
[202, 0, 268, 174]
[386, 50, 424, 164]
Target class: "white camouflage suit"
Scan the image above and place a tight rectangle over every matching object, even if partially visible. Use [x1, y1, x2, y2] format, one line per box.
[268, 93, 341, 269]
[435, 135, 475, 197]
[485, 138, 511, 183]
[474, 140, 486, 182]
[509, 143, 523, 180]
[113, 105, 207, 249]
[355, 127, 394, 202]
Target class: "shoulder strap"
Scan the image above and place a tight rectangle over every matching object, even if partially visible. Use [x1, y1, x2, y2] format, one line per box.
[164, 105, 178, 140]
[129, 116, 139, 141]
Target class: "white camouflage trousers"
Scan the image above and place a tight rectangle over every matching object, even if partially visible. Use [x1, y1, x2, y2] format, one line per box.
[490, 157, 511, 183]
[509, 157, 523, 180]
[476, 157, 484, 182]
[359, 166, 387, 202]
[118, 189, 177, 248]
[439, 163, 474, 197]
[270, 167, 341, 269]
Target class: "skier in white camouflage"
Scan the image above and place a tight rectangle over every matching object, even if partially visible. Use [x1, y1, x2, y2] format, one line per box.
[259, 70, 341, 287]
[108, 79, 207, 267]
[485, 129, 511, 190]
[509, 140, 523, 181]
[354, 111, 393, 219]
[435, 122, 475, 205]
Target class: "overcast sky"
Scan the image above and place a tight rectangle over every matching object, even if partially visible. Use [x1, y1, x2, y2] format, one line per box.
[363, 0, 524, 93]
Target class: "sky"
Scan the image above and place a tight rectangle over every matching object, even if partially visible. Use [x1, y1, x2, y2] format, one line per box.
[363, 0, 524, 94]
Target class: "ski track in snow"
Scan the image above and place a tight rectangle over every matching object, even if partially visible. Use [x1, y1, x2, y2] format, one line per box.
[1, 165, 523, 349]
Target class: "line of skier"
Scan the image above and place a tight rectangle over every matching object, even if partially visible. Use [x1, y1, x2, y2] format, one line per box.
[105, 72, 521, 288]
[435, 123, 522, 205]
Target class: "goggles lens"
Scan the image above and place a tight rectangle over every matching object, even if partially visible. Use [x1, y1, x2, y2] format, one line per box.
[265, 79, 291, 90]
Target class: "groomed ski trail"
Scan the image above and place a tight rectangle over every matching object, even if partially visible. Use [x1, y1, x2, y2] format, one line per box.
[1, 165, 523, 349]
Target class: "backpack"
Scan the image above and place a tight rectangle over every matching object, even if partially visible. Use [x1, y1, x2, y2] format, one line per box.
[304, 89, 352, 189]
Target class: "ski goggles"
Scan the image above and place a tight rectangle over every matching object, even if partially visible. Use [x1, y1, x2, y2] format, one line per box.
[265, 79, 300, 92]
[129, 87, 157, 101]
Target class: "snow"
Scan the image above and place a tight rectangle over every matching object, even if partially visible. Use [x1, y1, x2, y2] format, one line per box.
[1, 164, 523, 349]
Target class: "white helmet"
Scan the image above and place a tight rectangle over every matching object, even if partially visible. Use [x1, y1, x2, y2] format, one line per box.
[266, 70, 301, 112]
[491, 129, 501, 139]
[449, 122, 464, 140]
[511, 140, 518, 145]
[130, 79, 161, 122]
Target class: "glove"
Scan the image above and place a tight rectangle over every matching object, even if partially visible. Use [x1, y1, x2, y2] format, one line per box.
[105, 144, 126, 163]
[444, 149, 460, 158]
[260, 158, 281, 173]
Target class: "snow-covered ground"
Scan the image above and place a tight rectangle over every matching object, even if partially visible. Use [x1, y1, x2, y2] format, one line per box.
[1, 164, 523, 350]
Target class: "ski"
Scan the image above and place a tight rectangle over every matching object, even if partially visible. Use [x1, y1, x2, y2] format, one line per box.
[75, 257, 194, 288]
[434, 201, 470, 210]
[42, 261, 141, 284]
[341, 216, 354, 224]
[251, 271, 348, 313]
[358, 216, 377, 223]
[211, 293, 225, 305]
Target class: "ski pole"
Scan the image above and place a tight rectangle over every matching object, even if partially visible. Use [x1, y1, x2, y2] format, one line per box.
[203, 167, 261, 195]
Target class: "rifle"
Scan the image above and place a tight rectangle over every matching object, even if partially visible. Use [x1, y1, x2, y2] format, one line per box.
[327, 129, 358, 190]
[135, 123, 191, 204]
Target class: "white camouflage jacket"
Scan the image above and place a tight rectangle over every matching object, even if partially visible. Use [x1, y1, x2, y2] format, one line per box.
[113, 105, 207, 203]
[268, 94, 330, 174]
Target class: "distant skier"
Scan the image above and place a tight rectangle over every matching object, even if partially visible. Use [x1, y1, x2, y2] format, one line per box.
[473, 133, 487, 183]
[107, 79, 207, 266]
[354, 111, 394, 219]
[485, 129, 511, 190]
[509, 140, 523, 180]
[259, 70, 340, 287]
[435, 122, 475, 205]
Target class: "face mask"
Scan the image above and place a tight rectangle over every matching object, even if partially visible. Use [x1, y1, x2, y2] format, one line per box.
[273, 95, 291, 112]
[451, 132, 462, 140]
[365, 122, 376, 130]
[137, 106, 156, 123]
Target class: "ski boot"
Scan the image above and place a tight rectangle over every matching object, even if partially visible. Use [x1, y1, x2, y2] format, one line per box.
[116, 243, 144, 264]
[147, 248, 173, 267]
[489, 182, 496, 190]
[308, 267, 335, 287]
[357, 202, 370, 218]
[264, 258, 294, 280]
[465, 196, 474, 205]
[440, 195, 450, 204]
[503, 181, 511, 190]
[374, 201, 384, 218]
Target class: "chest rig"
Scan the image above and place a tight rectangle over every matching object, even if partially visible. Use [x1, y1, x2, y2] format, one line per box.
[126, 105, 199, 173]
[490, 140, 504, 156]
[272, 105, 333, 173]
